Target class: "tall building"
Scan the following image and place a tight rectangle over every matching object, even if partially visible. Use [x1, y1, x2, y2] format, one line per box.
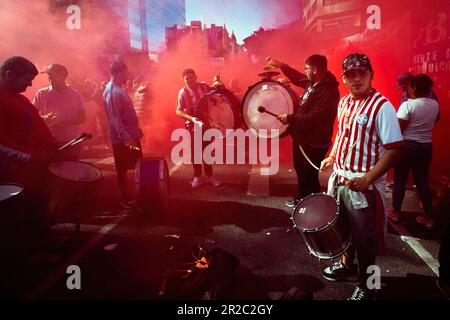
[165, 21, 239, 58]
[49, 0, 149, 55]
[302, 0, 362, 38]
[146, 0, 186, 53]
[128, 0, 149, 52]
[102, 0, 148, 53]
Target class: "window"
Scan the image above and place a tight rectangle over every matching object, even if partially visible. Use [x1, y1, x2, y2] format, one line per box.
[323, 0, 350, 6]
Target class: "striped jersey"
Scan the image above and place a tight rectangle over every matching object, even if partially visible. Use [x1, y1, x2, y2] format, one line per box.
[334, 90, 404, 174]
[177, 82, 210, 117]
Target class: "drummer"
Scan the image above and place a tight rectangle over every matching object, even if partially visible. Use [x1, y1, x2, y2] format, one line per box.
[265, 55, 340, 208]
[320, 53, 404, 300]
[176, 68, 221, 188]
[0, 56, 58, 253]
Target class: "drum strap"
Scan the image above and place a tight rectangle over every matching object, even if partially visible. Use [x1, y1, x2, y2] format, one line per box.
[299, 144, 320, 171]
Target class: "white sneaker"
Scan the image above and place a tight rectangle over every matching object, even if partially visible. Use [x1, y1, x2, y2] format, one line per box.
[208, 175, 221, 187]
[191, 177, 202, 188]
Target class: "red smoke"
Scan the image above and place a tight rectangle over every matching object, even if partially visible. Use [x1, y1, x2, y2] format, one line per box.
[1, 0, 449, 178]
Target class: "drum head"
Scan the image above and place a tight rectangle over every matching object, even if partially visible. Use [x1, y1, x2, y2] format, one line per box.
[242, 80, 296, 139]
[292, 194, 338, 231]
[48, 161, 102, 182]
[198, 89, 239, 138]
[0, 184, 23, 203]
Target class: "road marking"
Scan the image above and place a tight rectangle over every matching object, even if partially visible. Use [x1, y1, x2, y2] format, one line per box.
[246, 165, 270, 196]
[169, 161, 183, 175]
[388, 221, 439, 276]
[23, 161, 182, 299]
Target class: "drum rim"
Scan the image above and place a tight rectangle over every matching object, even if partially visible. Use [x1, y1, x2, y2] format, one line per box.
[291, 193, 339, 232]
[48, 160, 102, 182]
[0, 182, 25, 201]
[241, 78, 298, 139]
[305, 237, 352, 260]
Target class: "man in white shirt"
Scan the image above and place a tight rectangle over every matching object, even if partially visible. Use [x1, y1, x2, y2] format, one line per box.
[33, 64, 85, 160]
[320, 53, 404, 300]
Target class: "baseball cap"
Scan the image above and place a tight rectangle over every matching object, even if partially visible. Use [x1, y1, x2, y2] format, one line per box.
[396, 72, 413, 89]
[342, 53, 373, 75]
[40, 64, 68, 76]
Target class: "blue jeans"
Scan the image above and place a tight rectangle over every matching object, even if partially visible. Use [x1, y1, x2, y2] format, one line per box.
[392, 140, 433, 217]
[338, 186, 378, 288]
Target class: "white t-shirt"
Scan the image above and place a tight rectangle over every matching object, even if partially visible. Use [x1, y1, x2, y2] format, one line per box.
[33, 86, 85, 142]
[397, 98, 439, 143]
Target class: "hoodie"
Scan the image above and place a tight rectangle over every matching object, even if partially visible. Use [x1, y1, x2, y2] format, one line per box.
[281, 64, 340, 146]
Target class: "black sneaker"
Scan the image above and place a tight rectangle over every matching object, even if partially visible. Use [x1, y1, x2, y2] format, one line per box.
[348, 285, 375, 300]
[322, 261, 359, 282]
[286, 198, 300, 208]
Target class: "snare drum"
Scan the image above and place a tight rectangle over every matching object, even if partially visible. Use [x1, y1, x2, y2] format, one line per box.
[0, 184, 25, 245]
[292, 193, 350, 260]
[46, 161, 102, 222]
[242, 79, 299, 139]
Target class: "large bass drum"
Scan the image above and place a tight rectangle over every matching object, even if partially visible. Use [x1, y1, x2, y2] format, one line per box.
[242, 79, 299, 139]
[135, 158, 169, 215]
[188, 87, 241, 138]
[292, 193, 350, 260]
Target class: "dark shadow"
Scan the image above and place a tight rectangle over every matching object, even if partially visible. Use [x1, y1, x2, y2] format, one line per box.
[377, 274, 446, 300]
[220, 266, 320, 300]
[159, 200, 291, 235]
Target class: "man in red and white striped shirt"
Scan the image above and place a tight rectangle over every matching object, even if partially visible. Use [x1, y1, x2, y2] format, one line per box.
[176, 69, 221, 188]
[320, 53, 404, 300]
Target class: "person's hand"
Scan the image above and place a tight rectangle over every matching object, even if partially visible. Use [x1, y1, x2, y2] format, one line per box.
[191, 117, 204, 127]
[125, 140, 140, 151]
[347, 176, 371, 191]
[320, 156, 335, 172]
[277, 114, 289, 124]
[265, 56, 282, 69]
[42, 112, 57, 121]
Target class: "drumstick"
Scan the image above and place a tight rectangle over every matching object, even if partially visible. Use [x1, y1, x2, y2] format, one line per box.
[258, 106, 280, 118]
[57, 133, 92, 151]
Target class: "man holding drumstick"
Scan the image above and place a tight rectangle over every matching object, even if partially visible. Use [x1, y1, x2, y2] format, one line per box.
[266, 54, 340, 208]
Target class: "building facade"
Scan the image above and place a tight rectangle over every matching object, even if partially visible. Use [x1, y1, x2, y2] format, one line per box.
[146, 0, 186, 53]
[165, 21, 239, 58]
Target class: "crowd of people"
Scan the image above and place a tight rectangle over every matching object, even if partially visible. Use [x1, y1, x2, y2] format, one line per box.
[0, 53, 448, 300]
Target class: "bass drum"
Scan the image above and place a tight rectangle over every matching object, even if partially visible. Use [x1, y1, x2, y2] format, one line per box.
[242, 79, 299, 139]
[46, 161, 102, 224]
[135, 158, 169, 215]
[190, 87, 241, 138]
[292, 193, 351, 260]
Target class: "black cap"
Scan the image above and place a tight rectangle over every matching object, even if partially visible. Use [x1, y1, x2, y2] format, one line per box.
[41, 64, 68, 76]
[342, 53, 373, 75]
